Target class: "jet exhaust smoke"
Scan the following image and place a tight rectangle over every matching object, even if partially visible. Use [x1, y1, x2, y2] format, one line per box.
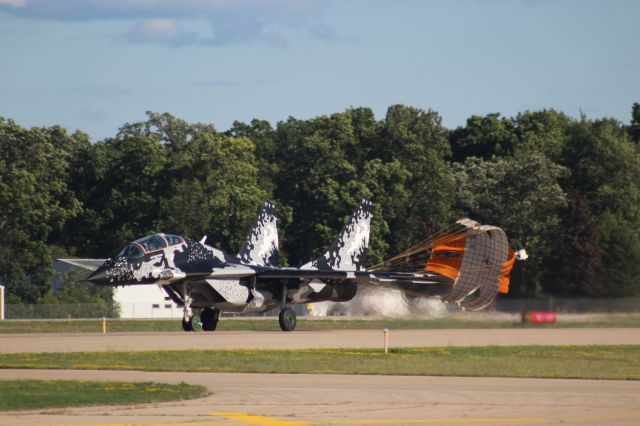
[308, 287, 449, 318]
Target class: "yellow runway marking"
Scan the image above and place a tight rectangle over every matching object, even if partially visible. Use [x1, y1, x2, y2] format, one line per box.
[55, 411, 640, 426]
[210, 413, 545, 425]
[213, 412, 306, 426]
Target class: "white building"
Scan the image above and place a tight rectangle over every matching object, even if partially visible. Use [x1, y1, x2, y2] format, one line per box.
[114, 285, 182, 318]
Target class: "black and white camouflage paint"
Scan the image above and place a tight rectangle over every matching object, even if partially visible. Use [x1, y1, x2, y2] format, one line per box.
[238, 202, 279, 267]
[302, 199, 372, 271]
[98, 235, 190, 285]
[75, 199, 516, 324]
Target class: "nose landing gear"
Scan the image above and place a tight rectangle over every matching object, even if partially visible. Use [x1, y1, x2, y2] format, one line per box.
[182, 316, 195, 332]
[182, 282, 195, 332]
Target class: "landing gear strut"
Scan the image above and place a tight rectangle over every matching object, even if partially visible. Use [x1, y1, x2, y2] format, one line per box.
[200, 308, 220, 331]
[278, 282, 296, 332]
[182, 282, 195, 332]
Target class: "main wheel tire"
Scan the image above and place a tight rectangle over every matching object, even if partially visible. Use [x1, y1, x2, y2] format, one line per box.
[181, 317, 195, 332]
[278, 307, 297, 332]
[200, 308, 219, 331]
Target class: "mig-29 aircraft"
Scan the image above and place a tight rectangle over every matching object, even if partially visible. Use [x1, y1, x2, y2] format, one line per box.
[60, 200, 523, 332]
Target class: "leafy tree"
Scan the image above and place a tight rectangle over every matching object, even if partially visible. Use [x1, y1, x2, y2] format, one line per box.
[562, 117, 640, 227]
[158, 132, 266, 253]
[5, 103, 640, 306]
[82, 135, 168, 255]
[597, 212, 640, 297]
[0, 119, 81, 302]
[38, 247, 119, 317]
[227, 119, 279, 196]
[453, 151, 567, 296]
[69, 113, 266, 257]
[449, 113, 517, 161]
[271, 112, 364, 264]
[558, 117, 640, 296]
[377, 105, 455, 252]
[540, 190, 605, 297]
[117, 111, 216, 150]
[629, 102, 640, 144]
[359, 159, 410, 266]
[57, 132, 104, 256]
[263, 106, 448, 267]
[513, 109, 570, 160]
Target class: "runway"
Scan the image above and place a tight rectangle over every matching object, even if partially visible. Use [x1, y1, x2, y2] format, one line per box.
[2, 329, 639, 425]
[1, 369, 639, 426]
[2, 328, 640, 353]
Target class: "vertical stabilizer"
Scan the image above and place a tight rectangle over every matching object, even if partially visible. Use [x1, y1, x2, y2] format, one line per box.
[238, 202, 279, 267]
[302, 199, 372, 271]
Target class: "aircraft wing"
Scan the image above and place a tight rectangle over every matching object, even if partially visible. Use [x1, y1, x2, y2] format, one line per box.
[256, 268, 452, 298]
[256, 269, 359, 280]
[57, 258, 106, 271]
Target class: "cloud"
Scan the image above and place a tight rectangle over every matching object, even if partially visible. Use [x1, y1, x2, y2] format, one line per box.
[0, 0, 26, 6]
[311, 23, 358, 43]
[0, 0, 350, 47]
[125, 19, 198, 46]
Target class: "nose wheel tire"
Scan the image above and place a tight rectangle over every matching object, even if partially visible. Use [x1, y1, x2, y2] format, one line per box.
[201, 308, 220, 331]
[279, 307, 297, 332]
[182, 317, 195, 332]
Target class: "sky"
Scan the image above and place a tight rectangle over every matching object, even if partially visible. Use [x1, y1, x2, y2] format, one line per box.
[0, 0, 638, 141]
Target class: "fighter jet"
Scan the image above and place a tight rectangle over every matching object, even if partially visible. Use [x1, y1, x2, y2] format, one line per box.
[60, 200, 521, 331]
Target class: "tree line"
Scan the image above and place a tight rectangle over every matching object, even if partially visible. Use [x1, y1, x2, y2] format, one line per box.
[1, 103, 640, 305]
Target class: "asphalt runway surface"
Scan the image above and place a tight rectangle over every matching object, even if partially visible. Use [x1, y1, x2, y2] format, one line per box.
[3, 328, 640, 353]
[2, 369, 639, 426]
[2, 328, 640, 426]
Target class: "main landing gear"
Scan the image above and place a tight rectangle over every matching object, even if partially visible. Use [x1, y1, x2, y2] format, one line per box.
[200, 308, 220, 331]
[181, 308, 220, 332]
[279, 307, 297, 332]
[278, 282, 296, 332]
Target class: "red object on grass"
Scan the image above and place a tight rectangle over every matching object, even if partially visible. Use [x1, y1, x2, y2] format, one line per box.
[523, 311, 557, 324]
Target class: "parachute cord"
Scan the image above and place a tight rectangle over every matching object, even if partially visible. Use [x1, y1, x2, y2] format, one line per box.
[368, 221, 485, 272]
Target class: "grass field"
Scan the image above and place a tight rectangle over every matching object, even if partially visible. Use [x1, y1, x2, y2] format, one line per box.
[0, 380, 207, 411]
[1, 345, 638, 380]
[2, 314, 640, 333]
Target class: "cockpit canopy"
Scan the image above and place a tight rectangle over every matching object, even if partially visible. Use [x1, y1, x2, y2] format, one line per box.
[116, 233, 185, 259]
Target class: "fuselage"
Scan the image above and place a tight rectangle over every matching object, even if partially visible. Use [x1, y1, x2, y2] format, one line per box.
[63, 199, 515, 332]
[88, 233, 358, 313]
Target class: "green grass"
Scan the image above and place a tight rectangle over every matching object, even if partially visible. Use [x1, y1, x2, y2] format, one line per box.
[1, 345, 638, 380]
[0, 380, 207, 411]
[2, 314, 640, 334]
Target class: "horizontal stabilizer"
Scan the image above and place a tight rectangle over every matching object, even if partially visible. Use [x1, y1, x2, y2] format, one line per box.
[56, 258, 106, 271]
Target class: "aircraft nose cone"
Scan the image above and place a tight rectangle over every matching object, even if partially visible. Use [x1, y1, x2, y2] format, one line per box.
[88, 267, 109, 285]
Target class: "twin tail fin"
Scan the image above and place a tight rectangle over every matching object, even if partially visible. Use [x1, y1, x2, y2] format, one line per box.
[238, 202, 279, 267]
[302, 199, 372, 271]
